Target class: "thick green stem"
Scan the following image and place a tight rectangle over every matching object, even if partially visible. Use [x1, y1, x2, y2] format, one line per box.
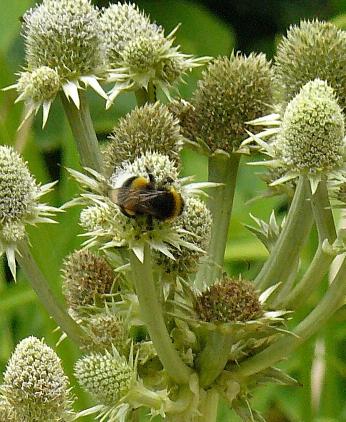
[255, 176, 312, 290]
[60, 91, 103, 173]
[129, 244, 192, 384]
[232, 256, 346, 378]
[283, 246, 333, 309]
[198, 331, 233, 388]
[310, 180, 336, 243]
[195, 152, 240, 288]
[198, 389, 219, 422]
[16, 241, 84, 346]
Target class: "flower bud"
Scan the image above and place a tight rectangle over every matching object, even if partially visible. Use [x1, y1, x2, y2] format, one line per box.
[276, 79, 344, 175]
[189, 53, 273, 153]
[62, 250, 117, 313]
[17, 67, 60, 104]
[2, 337, 73, 422]
[75, 350, 134, 405]
[104, 103, 182, 174]
[275, 20, 346, 110]
[195, 277, 262, 323]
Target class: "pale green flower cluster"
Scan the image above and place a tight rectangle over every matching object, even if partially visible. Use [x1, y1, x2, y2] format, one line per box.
[0, 337, 73, 422]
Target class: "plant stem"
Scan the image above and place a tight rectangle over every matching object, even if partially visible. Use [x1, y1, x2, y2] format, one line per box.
[129, 244, 192, 384]
[310, 179, 336, 243]
[60, 91, 103, 173]
[283, 246, 333, 309]
[231, 255, 346, 378]
[198, 389, 219, 422]
[198, 331, 233, 388]
[195, 152, 240, 288]
[16, 240, 84, 346]
[255, 176, 312, 290]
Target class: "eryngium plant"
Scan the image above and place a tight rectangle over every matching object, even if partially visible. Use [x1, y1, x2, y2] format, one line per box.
[1, 3, 346, 421]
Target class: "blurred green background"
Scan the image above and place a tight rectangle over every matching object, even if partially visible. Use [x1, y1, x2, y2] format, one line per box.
[0, 1, 345, 421]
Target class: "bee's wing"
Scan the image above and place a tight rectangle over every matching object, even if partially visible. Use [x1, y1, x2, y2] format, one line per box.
[109, 188, 165, 217]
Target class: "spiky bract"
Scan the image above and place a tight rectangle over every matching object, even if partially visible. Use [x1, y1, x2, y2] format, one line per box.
[188, 53, 273, 153]
[275, 20, 346, 110]
[1, 337, 73, 422]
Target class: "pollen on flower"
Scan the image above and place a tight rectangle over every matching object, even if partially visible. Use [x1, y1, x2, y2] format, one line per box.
[188, 52, 273, 153]
[276, 79, 344, 175]
[75, 351, 134, 405]
[104, 103, 183, 174]
[1, 337, 73, 422]
[195, 277, 262, 323]
[274, 20, 346, 110]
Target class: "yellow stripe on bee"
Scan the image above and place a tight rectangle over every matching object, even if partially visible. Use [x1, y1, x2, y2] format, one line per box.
[130, 176, 149, 189]
[170, 189, 183, 218]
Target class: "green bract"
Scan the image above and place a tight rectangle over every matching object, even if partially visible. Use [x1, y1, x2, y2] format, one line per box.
[275, 20, 346, 110]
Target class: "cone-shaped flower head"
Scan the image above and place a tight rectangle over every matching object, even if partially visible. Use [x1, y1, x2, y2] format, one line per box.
[1, 337, 73, 422]
[10, 0, 107, 126]
[100, 3, 206, 106]
[274, 20, 346, 111]
[196, 277, 262, 323]
[0, 146, 57, 279]
[155, 197, 212, 277]
[75, 350, 134, 406]
[104, 103, 183, 174]
[188, 53, 273, 153]
[71, 151, 209, 263]
[275, 79, 344, 190]
[81, 312, 128, 354]
[62, 249, 117, 314]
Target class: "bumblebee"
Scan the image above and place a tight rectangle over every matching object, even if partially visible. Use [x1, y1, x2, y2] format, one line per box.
[109, 173, 184, 221]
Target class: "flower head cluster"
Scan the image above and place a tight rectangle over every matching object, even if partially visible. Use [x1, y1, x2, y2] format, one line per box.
[62, 249, 118, 315]
[100, 3, 207, 106]
[1, 337, 74, 421]
[71, 151, 209, 263]
[185, 53, 273, 154]
[245, 79, 345, 193]
[103, 103, 183, 174]
[275, 20, 346, 111]
[8, 0, 107, 126]
[0, 146, 58, 279]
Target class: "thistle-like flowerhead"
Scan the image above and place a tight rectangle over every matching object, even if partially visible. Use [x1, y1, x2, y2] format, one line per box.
[0, 146, 58, 279]
[103, 103, 183, 174]
[100, 3, 207, 106]
[187, 52, 273, 154]
[70, 151, 210, 263]
[274, 20, 346, 111]
[9, 0, 107, 127]
[1, 337, 74, 422]
[62, 249, 118, 315]
[246, 79, 345, 193]
[81, 312, 129, 354]
[155, 197, 212, 278]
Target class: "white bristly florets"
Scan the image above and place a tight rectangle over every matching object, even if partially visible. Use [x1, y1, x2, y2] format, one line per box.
[100, 3, 207, 107]
[0, 146, 58, 279]
[1, 337, 74, 422]
[7, 0, 107, 127]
